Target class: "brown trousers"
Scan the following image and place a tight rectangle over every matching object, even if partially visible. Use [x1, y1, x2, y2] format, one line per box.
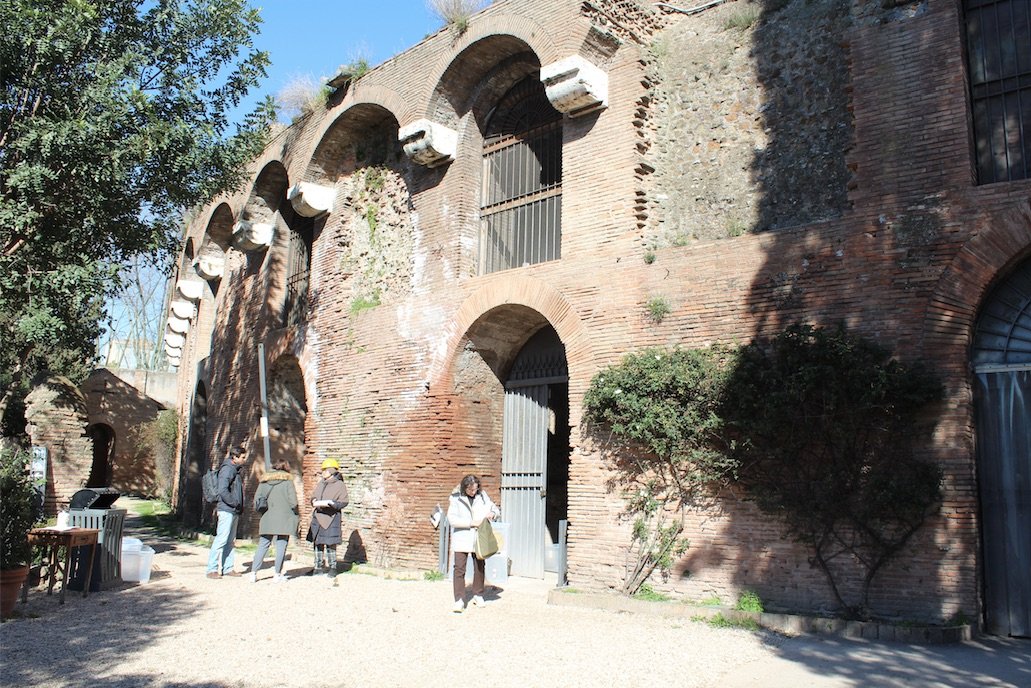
[453, 551, 485, 601]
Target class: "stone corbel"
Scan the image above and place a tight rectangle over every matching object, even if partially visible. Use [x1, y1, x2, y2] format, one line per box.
[540, 56, 608, 117]
[167, 357, 181, 368]
[288, 182, 335, 218]
[164, 331, 186, 349]
[232, 220, 274, 251]
[399, 119, 458, 168]
[170, 299, 197, 320]
[167, 315, 190, 334]
[176, 279, 204, 302]
[194, 253, 224, 281]
[165, 344, 182, 358]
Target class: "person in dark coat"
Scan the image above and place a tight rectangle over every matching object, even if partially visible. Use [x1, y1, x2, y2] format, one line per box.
[248, 461, 299, 583]
[205, 444, 249, 579]
[308, 458, 349, 577]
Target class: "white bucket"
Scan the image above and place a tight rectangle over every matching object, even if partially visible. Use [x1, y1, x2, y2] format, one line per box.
[122, 544, 155, 583]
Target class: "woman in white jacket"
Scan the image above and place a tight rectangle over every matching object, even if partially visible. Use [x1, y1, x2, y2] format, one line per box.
[447, 474, 500, 612]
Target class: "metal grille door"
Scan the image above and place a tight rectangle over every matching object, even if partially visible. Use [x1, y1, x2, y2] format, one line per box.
[974, 370, 1031, 637]
[972, 257, 1031, 636]
[501, 384, 548, 578]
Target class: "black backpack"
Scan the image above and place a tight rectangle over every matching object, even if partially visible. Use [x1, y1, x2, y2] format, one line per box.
[201, 467, 220, 503]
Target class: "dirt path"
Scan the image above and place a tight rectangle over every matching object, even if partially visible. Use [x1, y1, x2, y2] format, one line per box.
[1, 504, 1027, 688]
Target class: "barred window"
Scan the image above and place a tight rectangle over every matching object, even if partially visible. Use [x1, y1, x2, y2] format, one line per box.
[479, 76, 563, 274]
[283, 213, 313, 328]
[964, 0, 1031, 183]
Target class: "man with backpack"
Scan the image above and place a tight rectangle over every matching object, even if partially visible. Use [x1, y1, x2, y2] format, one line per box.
[205, 444, 249, 579]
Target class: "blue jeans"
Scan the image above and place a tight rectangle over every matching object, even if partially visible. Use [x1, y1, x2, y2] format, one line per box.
[206, 510, 239, 574]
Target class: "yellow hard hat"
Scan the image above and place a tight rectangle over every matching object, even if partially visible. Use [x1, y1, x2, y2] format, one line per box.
[321, 458, 340, 470]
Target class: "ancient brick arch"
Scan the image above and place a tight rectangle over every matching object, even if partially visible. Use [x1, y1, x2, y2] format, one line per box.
[424, 35, 543, 131]
[924, 199, 1031, 366]
[440, 277, 593, 424]
[203, 203, 235, 251]
[305, 102, 403, 185]
[420, 14, 563, 126]
[242, 160, 290, 224]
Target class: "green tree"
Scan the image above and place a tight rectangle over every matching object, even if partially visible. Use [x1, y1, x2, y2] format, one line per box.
[0, 0, 275, 430]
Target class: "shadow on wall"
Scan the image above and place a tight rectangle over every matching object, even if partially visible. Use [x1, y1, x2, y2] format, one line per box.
[642, 0, 978, 622]
[344, 529, 368, 566]
[740, 0, 981, 627]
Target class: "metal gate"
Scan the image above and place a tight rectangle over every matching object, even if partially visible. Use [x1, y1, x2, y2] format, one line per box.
[501, 384, 548, 578]
[971, 257, 1031, 637]
[973, 370, 1031, 637]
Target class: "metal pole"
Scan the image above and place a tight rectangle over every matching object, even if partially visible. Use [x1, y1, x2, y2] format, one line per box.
[438, 517, 450, 574]
[257, 343, 272, 472]
[557, 518, 568, 588]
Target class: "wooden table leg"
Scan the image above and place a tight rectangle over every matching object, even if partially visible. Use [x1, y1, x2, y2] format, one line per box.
[46, 546, 58, 596]
[82, 543, 96, 598]
[58, 545, 71, 604]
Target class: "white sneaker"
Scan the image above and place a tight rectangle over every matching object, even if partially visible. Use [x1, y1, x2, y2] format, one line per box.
[273, 573, 287, 584]
[248, 572, 257, 583]
[471, 595, 485, 607]
[452, 599, 465, 613]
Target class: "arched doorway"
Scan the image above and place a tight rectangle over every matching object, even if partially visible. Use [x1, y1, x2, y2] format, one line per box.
[85, 423, 114, 487]
[183, 382, 208, 526]
[502, 326, 569, 578]
[971, 257, 1031, 637]
[267, 356, 307, 500]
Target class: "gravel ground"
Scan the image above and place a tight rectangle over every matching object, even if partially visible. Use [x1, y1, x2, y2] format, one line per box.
[2, 508, 1028, 688]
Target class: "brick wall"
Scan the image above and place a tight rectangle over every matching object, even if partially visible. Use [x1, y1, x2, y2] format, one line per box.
[165, 0, 1031, 624]
[81, 368, 168, 497]
[25, 375, 93, 513]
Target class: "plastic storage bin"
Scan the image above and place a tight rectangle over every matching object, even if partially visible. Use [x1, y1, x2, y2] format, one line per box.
[121, 537, 155, 583]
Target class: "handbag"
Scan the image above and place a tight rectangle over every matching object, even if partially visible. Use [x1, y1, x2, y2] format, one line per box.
[474, 520, 499, 560]
[255, 491, 269, 513]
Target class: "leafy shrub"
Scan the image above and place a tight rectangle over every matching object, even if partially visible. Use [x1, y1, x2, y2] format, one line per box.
[585, 324, 942, 618]
[645, 296, 672, 323]
[722, 324, 943, 619]
[136, 410, 179, 501]
[736, 590, 764, 613]
[0, 448, 42, 569]
[584, 345, 739, 594]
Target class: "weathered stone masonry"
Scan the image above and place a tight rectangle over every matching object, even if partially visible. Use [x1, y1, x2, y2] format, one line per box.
[166, 0, 1030, 627]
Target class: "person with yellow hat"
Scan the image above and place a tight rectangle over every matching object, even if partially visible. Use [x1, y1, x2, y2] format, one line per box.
[307, 458, 349, 577]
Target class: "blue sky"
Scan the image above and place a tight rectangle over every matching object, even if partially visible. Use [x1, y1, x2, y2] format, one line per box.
[243, 1, 448, 120]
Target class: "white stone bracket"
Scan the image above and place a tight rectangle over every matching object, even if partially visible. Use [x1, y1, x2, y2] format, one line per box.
[288, 182, 335, 218]
[232, 220, 275, 252]
[170, 299, 197, 320]
[540, 56, 608, 117]
[399, 119, 459, 168]
[176, 279, 205, 302]
[194, 252, 225, 281]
